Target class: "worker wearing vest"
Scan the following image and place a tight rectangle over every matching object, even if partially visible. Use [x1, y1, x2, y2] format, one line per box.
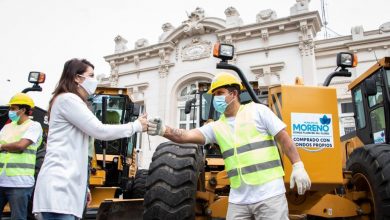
[147, 72, 311, 220]
[0, 93, 43, 220]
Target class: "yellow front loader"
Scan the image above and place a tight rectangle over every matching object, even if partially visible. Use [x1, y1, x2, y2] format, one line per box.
[86, 87, 146, 219]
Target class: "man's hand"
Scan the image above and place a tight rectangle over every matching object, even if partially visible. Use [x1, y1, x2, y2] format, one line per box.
[136, 113, 148, 132]
[147, 117, 166, 136]
[290, 161, 311, 195]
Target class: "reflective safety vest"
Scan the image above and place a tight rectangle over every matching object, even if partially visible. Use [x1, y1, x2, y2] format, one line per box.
[212, 102, 284, 188]
[0, 120, 42, 176]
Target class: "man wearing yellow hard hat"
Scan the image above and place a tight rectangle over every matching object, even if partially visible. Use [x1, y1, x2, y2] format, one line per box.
[0, 93, 43, 220]
[147, 72, 310, 219]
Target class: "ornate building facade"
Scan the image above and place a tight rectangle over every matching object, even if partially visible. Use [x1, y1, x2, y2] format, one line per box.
[101, 1, 390, 168]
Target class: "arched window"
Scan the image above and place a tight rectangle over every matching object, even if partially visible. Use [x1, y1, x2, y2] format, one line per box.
[180, 83, 197, 97]
[177, 81, 202, 129]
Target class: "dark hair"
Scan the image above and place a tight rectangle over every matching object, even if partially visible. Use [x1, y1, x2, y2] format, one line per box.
[16, 104, 32, 116]
[48, 58, 94, 116]
[225, 84, 241, 94]
[224, 84, 241, 101]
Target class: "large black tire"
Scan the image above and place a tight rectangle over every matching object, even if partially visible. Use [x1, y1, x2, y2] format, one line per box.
[129, 169, 148, 198]
[143, 142, 203, 220]
[346, 144, 390, 220]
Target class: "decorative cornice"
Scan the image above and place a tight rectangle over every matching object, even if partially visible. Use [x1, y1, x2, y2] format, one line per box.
[314, 34, 390, 55]
[315, 35, 352, 45]
[104, 42, 175, 65]
[216, 11, 321, 42]
[107, 11, 322, 67]
[236, 42, 299, 56]
[161, 17, 226, 43]
[118, 63, 175, 76]
[345, 35, 390, 47]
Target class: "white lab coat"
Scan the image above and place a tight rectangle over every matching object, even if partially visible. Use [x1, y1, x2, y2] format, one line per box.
[33, 93, 141, 218]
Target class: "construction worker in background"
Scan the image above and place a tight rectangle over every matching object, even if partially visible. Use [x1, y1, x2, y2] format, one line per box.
[148, 72, 311, 220]
[0, 93, 43, 220]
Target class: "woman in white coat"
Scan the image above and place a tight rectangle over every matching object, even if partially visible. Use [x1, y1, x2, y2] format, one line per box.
[33, 58, 148, 220]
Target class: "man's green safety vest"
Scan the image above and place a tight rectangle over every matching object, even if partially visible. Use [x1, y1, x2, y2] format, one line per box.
[212, 102, 284, 188]
[0, 119, 42, 176]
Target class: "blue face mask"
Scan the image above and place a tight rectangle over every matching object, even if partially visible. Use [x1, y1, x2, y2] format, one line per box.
[8, 110, 20, 122]
[213, 94, 234, 113]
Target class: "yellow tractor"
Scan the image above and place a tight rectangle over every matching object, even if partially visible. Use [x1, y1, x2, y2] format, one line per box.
[86, 87, 146, 219]
[339, 57, 390, 219]
[143, 43, 390, 219]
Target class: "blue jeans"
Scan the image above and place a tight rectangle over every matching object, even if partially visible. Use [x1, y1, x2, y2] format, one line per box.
[36, 212, 77, 220]
[0, 186, 33, 220]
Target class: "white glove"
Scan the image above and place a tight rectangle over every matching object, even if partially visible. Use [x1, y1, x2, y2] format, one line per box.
[147, 117, 166, 136]
[290, 161, 311, 195]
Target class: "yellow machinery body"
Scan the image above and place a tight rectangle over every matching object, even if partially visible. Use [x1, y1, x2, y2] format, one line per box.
[341, 57, 390, 164]
[267, 84, 363, 218]
[87, 86, 140, 211]
[269, 85, 344, 188]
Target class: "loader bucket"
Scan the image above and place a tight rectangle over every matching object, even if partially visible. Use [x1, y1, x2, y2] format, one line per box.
[96, 199, 144, 220]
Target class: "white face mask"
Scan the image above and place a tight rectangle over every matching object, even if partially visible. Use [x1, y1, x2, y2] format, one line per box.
[79, 75, 98, 95]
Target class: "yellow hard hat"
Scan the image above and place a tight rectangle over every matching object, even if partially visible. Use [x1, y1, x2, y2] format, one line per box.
[8, 93, 35, 108]
[207, 72, 243, 94]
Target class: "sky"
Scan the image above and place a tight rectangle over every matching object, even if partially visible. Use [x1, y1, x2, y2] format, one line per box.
[0, 0, 389, 109]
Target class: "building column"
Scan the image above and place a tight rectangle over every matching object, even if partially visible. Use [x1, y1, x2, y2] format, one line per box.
[299, 20, 318, 85]
[157, 49, 171, 121]
[109, 61, 119, 87]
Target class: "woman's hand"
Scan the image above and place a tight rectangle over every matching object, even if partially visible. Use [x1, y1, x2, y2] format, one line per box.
[137, 113, 148, 132]
[87, 190, 92, 206]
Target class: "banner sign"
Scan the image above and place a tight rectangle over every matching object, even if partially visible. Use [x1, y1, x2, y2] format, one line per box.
[291, 113, 334, 152]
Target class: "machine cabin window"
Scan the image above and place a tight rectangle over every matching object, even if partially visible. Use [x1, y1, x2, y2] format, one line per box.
[353, 88, 366, 129]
